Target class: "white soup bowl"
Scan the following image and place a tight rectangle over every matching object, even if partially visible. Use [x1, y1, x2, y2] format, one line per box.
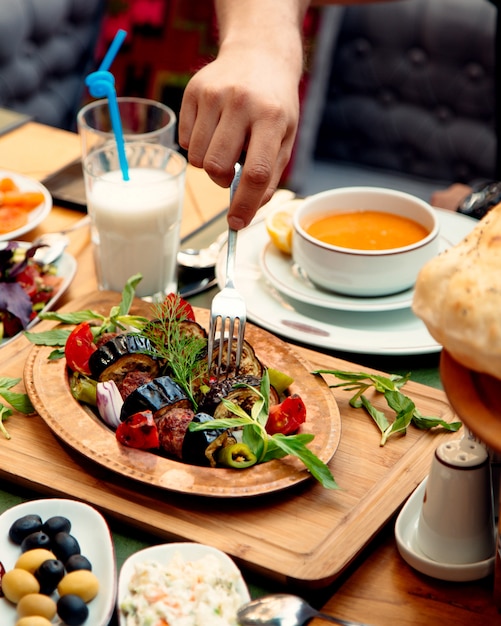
[292, 186, 440, 297]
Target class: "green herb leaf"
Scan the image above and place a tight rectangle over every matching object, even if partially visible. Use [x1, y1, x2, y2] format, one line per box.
[48, 348, 65, 361]
[269, 433, 339, 490]
[0, 405, 12, 440]
[38, 310, 105, 324]
[117, 274, 143, 317]
[0, 391, 34, 414]
[360, 395, 389, 433]
[0, 377, 20, 390]
[25, 328, 72, 346]
[312, 368, 462, 445]
[412, 408, 462, 432]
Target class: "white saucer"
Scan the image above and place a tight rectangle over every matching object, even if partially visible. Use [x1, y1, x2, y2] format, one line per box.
[260, 217, 459, 312]
[260, 241, 415, 312]
[394, 478, 495, 582]
[216, 209, 477, 356]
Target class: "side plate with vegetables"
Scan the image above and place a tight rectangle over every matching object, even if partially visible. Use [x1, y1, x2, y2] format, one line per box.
[23, 288, 341, 498]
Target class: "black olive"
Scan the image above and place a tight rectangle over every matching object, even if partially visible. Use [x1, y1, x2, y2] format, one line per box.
[35, 558, 65, 594]
[51, 532, 81, 563]
[9, 514, 43, 544]
[42, 515, 71, 537]
[57, 593, 89, 626]
[21, 530, 51, 552]
[66, 554, 92, 572]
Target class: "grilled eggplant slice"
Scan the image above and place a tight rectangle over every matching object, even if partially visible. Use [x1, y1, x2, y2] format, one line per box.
[120, 375, 190, 421]
[182, 412, 226, 466]
[199, 375, 279, 421]
[210, 339, 263, 378]
[88, 334, 159, 384]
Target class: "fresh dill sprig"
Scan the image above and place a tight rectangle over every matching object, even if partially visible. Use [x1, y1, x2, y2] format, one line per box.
[142, 297, 208, 408]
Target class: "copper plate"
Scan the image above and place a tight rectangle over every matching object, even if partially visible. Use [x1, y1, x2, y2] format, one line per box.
[24, 299, 341, 497]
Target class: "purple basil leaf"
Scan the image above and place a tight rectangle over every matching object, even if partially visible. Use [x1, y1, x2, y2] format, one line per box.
[0, 283, 32, 328]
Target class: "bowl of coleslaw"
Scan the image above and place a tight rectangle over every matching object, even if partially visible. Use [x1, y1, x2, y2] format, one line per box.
[118, 542, 250, 626]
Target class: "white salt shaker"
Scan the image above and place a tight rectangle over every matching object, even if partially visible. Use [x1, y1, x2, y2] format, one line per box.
[416, 438, 495, 564]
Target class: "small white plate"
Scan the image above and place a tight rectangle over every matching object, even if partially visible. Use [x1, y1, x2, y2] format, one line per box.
[260, 234, 454, 312]
[0, 242, 77, 348]
[394, 478, 495, 582]
[260, 241, 415, 312]
[0, 170, 52, 241]
[0, 498, 116, 625]
[118, 542, 250, 626]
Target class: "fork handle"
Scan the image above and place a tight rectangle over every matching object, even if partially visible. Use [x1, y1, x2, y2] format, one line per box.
[225, 228, 238, 287]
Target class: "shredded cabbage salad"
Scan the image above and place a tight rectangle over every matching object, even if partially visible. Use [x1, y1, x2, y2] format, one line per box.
[120, 552, 244, 626]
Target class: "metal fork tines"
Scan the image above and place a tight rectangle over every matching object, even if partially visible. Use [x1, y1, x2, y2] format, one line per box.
[207, 166, 246, 377]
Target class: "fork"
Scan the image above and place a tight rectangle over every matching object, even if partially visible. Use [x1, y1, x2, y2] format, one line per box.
[207, 164, 246, 377]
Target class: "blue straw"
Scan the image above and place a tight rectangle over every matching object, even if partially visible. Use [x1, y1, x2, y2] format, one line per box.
[85, 30, 129, 181]
[98, 29, 127, 72]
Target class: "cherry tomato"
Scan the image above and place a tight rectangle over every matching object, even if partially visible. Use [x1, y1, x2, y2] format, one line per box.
[15, 265, 40, 298]
[116, 411, 160, 450]
[163, 293, 195, 321]
[265, 394, 307, 435]
[65, 322, 97, 375]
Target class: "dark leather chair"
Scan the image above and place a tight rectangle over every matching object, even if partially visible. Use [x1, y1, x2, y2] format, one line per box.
[0, 0, 102, 130]
[292, 0, 497, 195]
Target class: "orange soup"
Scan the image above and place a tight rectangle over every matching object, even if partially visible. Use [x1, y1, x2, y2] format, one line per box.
[305, 210, 429, 250]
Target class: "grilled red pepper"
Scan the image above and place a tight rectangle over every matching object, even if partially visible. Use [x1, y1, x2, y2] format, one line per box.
[65, 322, 97, 375]
[265, 394, 307, 435]
[116, 410, 160, 450]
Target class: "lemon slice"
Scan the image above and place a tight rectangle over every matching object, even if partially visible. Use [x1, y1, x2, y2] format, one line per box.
[265, 199, 303, 254]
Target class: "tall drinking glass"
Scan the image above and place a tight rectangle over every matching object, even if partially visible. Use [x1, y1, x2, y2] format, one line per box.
[77, 97, 177, 159]
[83, 142, 187, 300]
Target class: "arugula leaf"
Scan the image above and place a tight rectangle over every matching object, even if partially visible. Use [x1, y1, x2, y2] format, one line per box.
[313, 368, 462, 446]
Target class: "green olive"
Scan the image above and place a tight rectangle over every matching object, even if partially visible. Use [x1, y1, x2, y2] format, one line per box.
[16, 593, 57, 620]
[57, 569, 99, 603]
[15, 549, 56, 574]
[1, 568, 40, 603]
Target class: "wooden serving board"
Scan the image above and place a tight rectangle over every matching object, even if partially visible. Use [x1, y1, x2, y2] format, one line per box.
[0, 292, 458, 588]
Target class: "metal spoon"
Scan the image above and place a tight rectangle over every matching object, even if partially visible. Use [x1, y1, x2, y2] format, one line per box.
[33, 215, 91, 264]
[177, 230, 228, 270]
[237, 594, 372, 626]
[177, 189, 297, 270]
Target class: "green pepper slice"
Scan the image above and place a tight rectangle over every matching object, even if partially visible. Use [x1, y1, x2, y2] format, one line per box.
[217, 443, 257, 469]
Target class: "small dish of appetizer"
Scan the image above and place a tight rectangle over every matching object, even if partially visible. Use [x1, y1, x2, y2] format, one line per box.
[0, 241, 76, 347]
[0, 498, 116, 626]
[117, 542, 250, 626]
[0, 171, 52, 241]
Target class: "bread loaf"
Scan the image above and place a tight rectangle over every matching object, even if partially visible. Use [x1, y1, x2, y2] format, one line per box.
[412, 204, 501, 378]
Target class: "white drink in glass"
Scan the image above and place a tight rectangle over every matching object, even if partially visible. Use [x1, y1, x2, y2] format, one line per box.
[88, 167, 182, 299]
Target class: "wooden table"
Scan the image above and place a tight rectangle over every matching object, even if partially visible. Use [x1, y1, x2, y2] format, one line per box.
[1, 122, 500, 625]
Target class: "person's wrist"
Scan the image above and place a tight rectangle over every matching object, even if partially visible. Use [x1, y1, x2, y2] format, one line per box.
[456, 181, 501, 219]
